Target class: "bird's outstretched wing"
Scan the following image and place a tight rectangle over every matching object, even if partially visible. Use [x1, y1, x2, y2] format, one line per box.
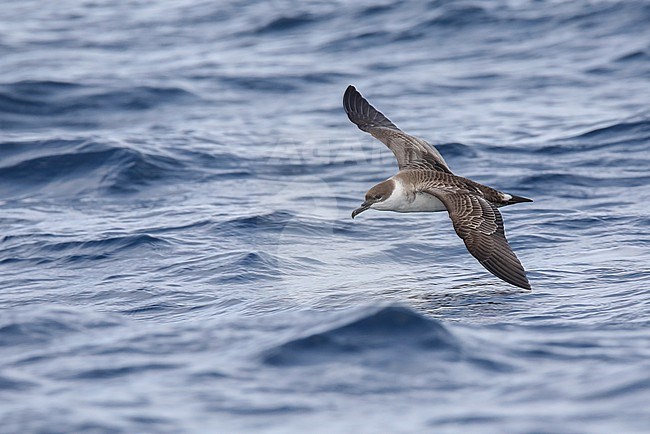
[343, 85, 451, 173]
[425, 188, 531, 290]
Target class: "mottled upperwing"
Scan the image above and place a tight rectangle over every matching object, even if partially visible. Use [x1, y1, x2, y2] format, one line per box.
[343, 85, 451, 173]
[424, 187, 531, 290]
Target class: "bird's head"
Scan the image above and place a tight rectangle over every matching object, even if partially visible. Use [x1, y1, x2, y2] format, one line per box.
[352, 180, 395, 218]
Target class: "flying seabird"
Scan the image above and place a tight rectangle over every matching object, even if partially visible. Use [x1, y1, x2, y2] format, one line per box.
[344, 85, 532, 290]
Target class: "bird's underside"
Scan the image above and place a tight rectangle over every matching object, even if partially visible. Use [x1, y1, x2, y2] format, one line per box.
[343, 85, 532, 290]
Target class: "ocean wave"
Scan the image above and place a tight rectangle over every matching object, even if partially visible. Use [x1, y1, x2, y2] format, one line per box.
[0, 80, 198, 129]
[569, 120, 650, 144]
[519, 172, 650, 194]
[218, 211, 294, 230]
[0, 307, 119, 348]
[323, 0, 649, 54]
[423, 3, 495, 27]
[217, 70, 347, 93]
[262, 305, 459, 367]
[519, 173, 599, 190]
[213, 250, 283, 284]
[44, 233, 169, 254]
[1, 234, 170, 266]
[0, 138, 189, 197]
[254, 13, 319, 35]
[65, 363, 180, 381]
[436, 142, 478, 159]
[0, 375, 34, 392]
[0, 317, 77, 347]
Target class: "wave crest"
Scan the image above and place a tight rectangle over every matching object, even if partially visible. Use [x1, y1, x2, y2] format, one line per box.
[263, 306, 459, 367]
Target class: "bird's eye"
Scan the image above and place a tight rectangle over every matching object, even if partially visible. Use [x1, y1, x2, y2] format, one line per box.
[373, 194, 382, 200]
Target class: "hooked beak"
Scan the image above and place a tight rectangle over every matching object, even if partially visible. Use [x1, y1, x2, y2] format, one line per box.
[351, 201, 373, 219]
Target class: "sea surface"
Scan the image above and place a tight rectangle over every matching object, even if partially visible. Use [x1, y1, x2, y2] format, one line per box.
[1, 0, 650, 432]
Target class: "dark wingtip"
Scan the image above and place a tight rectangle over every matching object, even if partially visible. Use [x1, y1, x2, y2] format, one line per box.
[479, 256, 532, 290]
[516, 278, 532, 291]
[343, 85, 359, 116]
[342, 85, 398, 131]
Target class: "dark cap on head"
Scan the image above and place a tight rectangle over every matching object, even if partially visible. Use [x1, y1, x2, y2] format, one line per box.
[352, 180, 394, 218]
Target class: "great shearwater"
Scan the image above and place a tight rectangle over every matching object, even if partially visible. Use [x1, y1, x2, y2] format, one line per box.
[344, 85, 532, 290]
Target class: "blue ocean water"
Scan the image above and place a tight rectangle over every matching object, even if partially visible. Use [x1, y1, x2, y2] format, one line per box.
[1, 0, 650, 432]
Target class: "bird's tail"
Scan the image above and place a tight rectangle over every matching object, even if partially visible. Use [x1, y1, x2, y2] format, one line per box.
[504, 194, 533, 205]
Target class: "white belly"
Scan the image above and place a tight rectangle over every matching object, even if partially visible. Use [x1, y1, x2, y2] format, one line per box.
[407, 192, 446, 212]
[391, 192, 447, 213]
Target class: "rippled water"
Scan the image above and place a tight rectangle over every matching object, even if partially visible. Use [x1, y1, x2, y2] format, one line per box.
[1, 0, 650, 432]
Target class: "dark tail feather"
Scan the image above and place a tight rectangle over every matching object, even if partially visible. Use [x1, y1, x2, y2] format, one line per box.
[505, 194, 533, 205]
